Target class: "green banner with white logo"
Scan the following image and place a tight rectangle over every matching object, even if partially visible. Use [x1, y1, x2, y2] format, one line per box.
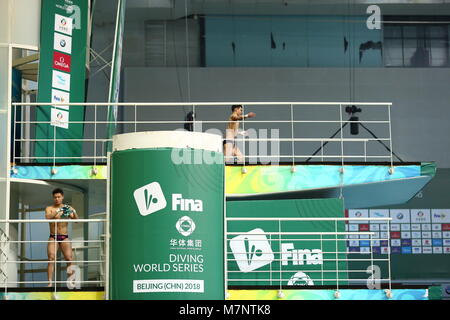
[35, 0, 88, 163]
[227, 199, 348, 287]
[110, 148, 224, 300]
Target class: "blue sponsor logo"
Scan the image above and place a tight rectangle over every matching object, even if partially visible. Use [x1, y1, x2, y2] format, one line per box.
[348, 247, 360, 253]
[391, 247, 401, 254]
[360, 240, 371, 247]
[380, 240, 389, 247]
[372, 247, 381, 254]
[401, 247, 412, 254]
[373, 212, 384, 217]
[401, 239, 412, 246]
[57, 74, 66, 83]
[432, 239, 443, 246]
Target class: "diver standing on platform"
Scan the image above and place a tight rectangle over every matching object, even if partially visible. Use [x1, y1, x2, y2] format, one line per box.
[224, 104, 256, 163]
[45, 188, 78, 287]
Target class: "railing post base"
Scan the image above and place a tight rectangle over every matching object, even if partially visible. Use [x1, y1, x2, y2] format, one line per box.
[385, 289, 393, 299]
[277, 290, 284, 299]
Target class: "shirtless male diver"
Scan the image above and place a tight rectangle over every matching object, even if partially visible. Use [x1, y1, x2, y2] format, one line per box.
[224, 104, 256, 163]
[45, 188, 78, 287]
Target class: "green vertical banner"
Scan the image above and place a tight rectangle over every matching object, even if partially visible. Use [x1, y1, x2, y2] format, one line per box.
[106, 0, 126, 152]
[35, 0, 89, 163]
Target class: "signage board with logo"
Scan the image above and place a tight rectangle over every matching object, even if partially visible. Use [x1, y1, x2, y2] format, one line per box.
[110, 148, 224, 299]
[347, 208, 450, 281]
[35, 0, 88, 162]
[226, 199, 348, 287]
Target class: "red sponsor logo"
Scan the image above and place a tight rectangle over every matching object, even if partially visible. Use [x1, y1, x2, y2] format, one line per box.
[442, 224, 450, 231]
[359, 224, 369, 232]
[390, 231, 401, 239]
[53, 51, 71, 72]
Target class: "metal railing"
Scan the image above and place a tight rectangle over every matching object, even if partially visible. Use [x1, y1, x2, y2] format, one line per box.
[11, 102, 394, 168]
[0, 219, 107, 299]
[225, 216, 393, 298]
[0, 227, 8, 287]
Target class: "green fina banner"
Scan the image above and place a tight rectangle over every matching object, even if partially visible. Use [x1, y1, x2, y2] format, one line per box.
[227, 199, 348, 287]
[35, 0, 88, 163]
[106, 0, 126, 152]
[110, 148, 224, 300]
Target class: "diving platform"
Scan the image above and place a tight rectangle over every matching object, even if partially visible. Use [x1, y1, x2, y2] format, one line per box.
[10, 162, 436, 209]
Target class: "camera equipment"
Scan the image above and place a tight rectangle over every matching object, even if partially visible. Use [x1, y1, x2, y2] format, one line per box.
[345, 105, 361, 135]
[345, 105, 362, 115]
[184, 111, 195, 132]
[306, 104, 404, 163]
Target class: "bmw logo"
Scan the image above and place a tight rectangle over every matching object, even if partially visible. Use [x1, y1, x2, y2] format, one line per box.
[396, 213, 404, 220]
[60, 39, 66, 47]
[355, 211, 362, 217]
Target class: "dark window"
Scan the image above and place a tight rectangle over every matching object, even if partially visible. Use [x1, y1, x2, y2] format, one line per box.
[383, 17, 450, 67]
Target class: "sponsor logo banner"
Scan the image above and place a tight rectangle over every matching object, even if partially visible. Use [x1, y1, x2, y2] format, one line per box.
[53, 51, 71, 72]
[431, 209, 450, 223]
[411, 209, 431, 223]
[54, 13, 73, 35]
[51, 88, 70, 110]
[51, 108, 69, 129]
[52, 70, 71, 91]
[348, 209, 369, 224]
[390, 209, 411, 223]
[53, 32, 72, 54]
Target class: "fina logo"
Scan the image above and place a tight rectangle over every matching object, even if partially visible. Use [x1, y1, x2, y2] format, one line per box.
[133, 182, 203, 216]
[133, 182, 167, 216]
[229, 228, 274, 273]
[229, 228, 323, 273]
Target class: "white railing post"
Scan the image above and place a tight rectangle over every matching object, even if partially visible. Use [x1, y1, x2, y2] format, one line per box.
[134, 104, 137, 133]
[290, 104, 295, 169]
[277, 219, 283, 299]
[386, 218, 393, 298]
[339, 104, 345, 169]
[335, 219, 340, 297]
[94, 104, 97, 169]
[52, 125, 57, 172]
[387, 103, 394, 174]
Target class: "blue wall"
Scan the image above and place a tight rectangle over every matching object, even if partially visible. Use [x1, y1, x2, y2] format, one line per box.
[205, 15, 382, 67]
